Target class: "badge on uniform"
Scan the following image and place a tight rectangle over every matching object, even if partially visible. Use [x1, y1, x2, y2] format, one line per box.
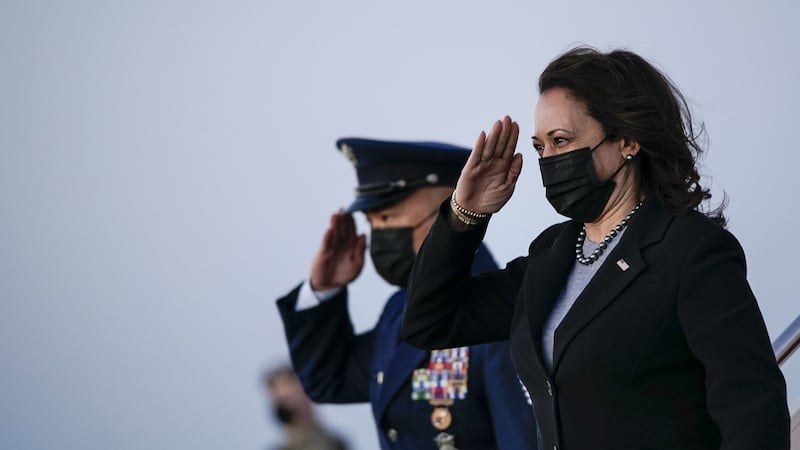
[412, 347, 469, 450]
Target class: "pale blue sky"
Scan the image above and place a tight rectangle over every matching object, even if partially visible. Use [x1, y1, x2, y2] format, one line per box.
[2, 1, 799, 449]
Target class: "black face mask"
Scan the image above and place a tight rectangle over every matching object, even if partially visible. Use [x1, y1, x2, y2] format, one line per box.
[370, 208, 438, 288]
[273, 404, 296, 425]
[538, 138, 631, 222]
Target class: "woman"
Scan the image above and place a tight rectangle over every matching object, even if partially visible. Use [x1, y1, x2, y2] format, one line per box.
[401, 47, 790, 450]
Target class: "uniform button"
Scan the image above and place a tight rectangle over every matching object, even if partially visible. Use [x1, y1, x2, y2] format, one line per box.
[376, 371, 384, 385]
[387, 428, 398, 442]
[546, 380, 553, 396]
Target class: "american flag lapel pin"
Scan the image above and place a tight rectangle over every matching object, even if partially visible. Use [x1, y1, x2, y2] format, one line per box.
[616, 259, 630, 271]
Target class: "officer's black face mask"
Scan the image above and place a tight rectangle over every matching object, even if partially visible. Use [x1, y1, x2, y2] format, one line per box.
[538, 138, 631, 223]
[370, 208, 438, 288]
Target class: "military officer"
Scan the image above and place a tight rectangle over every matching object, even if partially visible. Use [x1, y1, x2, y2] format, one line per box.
[276, 137, 539, 450]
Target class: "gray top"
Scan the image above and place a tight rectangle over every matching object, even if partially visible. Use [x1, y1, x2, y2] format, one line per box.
[541, 227, 627, 372]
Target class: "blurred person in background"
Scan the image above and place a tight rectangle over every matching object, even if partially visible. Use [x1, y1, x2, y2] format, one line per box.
[263, 365, 348, 450]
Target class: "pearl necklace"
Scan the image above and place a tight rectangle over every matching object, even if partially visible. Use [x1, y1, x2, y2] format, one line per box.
[576, 201, 643, 265]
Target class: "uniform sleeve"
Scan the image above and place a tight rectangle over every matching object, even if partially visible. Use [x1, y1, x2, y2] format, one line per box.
[277, 284, 374, 403]
[402, 203, 530, 349]
[477, 341, 540, 450]
[677, 228, 790, 449]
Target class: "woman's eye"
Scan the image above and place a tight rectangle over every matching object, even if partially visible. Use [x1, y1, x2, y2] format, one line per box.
[553, 137, 568, 145]
[532, 143, 544, 155]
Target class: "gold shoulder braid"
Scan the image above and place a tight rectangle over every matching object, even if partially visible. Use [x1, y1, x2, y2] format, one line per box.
[412, 347, 469, 450]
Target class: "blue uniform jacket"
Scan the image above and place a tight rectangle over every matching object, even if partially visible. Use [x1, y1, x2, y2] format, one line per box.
[276, 245, 538, 450]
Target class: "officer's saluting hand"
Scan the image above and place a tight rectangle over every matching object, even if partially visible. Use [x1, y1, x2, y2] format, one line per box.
[309, 210, 366, 292]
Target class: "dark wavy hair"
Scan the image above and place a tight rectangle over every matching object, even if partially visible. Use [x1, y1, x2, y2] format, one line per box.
[538, 46, 726, 226]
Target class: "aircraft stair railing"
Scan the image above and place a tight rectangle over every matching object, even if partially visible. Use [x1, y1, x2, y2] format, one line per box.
[773, 314, 800, 449]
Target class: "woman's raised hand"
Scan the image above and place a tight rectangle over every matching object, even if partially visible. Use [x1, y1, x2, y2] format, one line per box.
[454, 116, 523, 215]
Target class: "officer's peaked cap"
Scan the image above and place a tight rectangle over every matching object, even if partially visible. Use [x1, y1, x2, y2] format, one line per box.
[336, 137, 470, 213]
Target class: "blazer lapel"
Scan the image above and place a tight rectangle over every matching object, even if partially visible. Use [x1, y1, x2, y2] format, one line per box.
[551, 199, 673, 371]
[523, 221, 581, 372]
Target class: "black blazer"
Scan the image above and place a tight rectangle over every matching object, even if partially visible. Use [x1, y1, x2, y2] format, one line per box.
[401, 199, 789, 450]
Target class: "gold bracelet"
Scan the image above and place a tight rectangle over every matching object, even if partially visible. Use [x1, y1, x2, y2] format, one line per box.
[450, 191, 490, 225]
[451, 206, 482, 225]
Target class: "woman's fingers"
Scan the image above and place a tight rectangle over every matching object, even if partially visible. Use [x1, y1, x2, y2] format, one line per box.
[501, 120, 520, 161]
[480, 116, 519, 163]
[506, 153, 524, 186]
[466, 116, 518, 168]
[465, 130, 487, 171]
[494, 116, 513, 156]
[482, 120, 502, 160]
[457, 116, 520, 207]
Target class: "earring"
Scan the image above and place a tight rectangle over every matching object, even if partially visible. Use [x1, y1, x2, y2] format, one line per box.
[624, 154, 634, 161]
